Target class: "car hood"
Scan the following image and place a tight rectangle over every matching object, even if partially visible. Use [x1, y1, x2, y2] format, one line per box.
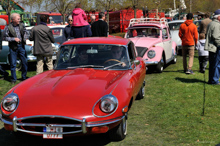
[12, 69, 127, 120]
[129, 37, 161, 48]
[170, 30, 182, 46]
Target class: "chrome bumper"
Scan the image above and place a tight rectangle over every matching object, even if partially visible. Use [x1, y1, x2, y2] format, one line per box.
[0, 115, 124, 135]
[145, 61, 159, 65]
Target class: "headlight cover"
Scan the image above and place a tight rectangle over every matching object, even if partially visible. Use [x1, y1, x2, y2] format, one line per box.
[100, 95, 118, 113]
[1, 93, 19, 113]
[147, 50, 156, 59]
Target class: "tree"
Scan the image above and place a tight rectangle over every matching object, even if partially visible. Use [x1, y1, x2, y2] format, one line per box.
[50, 0, 74, 23]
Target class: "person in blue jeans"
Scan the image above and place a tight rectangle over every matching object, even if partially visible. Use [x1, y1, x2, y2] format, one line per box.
[4, 13, 28, 84]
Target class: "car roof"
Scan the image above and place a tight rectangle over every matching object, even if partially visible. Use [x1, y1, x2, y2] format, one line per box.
[129, 23, 164, 29]
[63, 37, 130, 46]
[168, 20, 185, 23]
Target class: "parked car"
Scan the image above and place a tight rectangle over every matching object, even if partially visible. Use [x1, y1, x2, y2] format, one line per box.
[168, 20, 185, 55]
[0, 37, 36, 70]
[0, 37, 146, 141]
[125, 18, 177, 73]
[193, 20, 201, 32]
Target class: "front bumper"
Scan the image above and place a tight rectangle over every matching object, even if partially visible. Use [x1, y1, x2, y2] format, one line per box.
[145, 61, 159, 65]
[0, 115, 124, 135]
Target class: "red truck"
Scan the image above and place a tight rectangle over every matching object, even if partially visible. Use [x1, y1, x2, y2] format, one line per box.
[0, 15, 9, 29]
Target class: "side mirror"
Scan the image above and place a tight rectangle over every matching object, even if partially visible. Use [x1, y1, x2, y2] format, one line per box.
[133, 60, 140, 65]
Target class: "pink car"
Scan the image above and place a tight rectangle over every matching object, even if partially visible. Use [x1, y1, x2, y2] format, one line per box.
[125, 18, 177, 73]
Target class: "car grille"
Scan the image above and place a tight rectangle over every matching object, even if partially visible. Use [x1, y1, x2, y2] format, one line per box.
[13, 115, 87, 135]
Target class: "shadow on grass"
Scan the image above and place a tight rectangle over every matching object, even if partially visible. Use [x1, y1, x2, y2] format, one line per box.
[0, 128, 111, 146]
[175, 77, 205, 83]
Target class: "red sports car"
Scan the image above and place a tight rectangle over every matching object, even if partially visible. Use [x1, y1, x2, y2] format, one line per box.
[0, 37, 146, 141]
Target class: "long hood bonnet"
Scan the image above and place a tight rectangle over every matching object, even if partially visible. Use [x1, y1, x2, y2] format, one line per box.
[129, 37, 161, 48]
[13, 69, 126, 119]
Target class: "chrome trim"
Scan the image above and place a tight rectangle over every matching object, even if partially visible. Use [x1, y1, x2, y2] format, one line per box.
[0, 115, 124, 135]
[92, 95, 118, 118]
[82, 118, 86, 134]
[145, 61, 159, 65]
[13, 116, 17, 132]
[1, 93, 19, 116]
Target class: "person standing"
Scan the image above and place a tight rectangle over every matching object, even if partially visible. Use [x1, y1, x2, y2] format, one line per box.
[4, 13, 28, 84]
[91, 12, 108, 37]
[89, 14, 96, 25]
[29, 14, 55, 75]
[70, 3, 92, 38]
[64, 15, 73, 41]
[0, 29, 9, 80]
[179, 13, 198, 74]
[204, 9, 220, 85]
[199, 12, 212, 35]
[196, 33, 209, 73]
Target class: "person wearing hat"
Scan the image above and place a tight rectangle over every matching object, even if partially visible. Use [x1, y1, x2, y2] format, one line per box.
[179, 13, 198, 74]
[204, 9, 220, 85]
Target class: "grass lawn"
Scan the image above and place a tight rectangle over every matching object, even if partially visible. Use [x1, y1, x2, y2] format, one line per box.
[0, 51, 220, 145]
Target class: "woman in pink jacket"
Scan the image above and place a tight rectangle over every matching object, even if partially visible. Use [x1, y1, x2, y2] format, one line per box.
[71, 3, 92, 38]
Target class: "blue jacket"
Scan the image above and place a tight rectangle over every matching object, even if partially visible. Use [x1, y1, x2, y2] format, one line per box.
[64, 25, 73, 41]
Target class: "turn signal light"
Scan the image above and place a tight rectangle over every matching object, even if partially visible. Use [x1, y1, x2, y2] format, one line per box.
[91, 126, 109, 133]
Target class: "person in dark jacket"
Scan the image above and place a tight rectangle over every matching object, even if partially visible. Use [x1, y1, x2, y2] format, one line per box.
[91, 12, 108, 37]
[64, 15, 73, 41]
[4, 13, 28, 84]
[0, 29, 9, 80]
[29, 14, 55, 75]
[70, 3, 92, 38]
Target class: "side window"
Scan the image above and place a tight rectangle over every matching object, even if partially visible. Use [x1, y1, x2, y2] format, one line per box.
[128, 42, 136, 61]
[162, 28, 168, 40]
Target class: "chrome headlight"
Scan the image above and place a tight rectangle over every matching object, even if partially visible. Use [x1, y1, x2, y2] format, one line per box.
[1, 93, 19, 112]
[147, 50, 156, 59]
[100, 95, 118, 113]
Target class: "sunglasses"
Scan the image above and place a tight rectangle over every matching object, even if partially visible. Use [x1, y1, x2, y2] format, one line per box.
[68, 20, 73, 21]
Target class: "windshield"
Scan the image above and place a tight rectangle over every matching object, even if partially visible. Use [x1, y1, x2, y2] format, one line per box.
[168, 22, 183, 30]
[54, 44, 130, 70]
[126, 27, 160, 38]
[50, 16, 62, 24]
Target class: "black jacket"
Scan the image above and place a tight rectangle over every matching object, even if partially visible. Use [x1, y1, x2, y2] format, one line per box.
[91, 20, 108, 37]
[7, 23, 26, 50]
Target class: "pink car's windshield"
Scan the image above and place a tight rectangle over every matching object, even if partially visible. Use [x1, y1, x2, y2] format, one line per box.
[54, 44, 130, 70]
[126, 28, 160, 38]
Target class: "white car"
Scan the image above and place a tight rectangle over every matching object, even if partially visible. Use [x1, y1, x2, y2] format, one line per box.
[168, 20, 185, 55]
[26, 25, 67, 60]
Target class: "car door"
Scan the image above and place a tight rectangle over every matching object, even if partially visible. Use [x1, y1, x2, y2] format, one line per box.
[162, 28, 172, 61]
[127, 42, 144, 97]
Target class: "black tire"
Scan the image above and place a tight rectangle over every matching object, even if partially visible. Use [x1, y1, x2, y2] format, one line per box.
[172, 55, 177, 64]
[156, 58, 164, 73]
[108, 117, 127, 141]
[136, 83, 145, 100]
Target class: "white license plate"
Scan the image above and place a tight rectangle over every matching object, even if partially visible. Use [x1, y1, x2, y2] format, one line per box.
[43, 127, 63, 139]
[52, 56, 56, 60]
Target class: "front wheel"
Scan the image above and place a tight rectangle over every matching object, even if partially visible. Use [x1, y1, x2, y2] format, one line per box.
[156, 58, 164, 73]
[108, 116, 127, 141]
[136, 82, 145, 100]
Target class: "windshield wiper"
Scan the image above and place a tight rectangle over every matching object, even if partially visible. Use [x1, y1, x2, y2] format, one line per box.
[103, 62, 124, 70]
[67, 65, 104, 69]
